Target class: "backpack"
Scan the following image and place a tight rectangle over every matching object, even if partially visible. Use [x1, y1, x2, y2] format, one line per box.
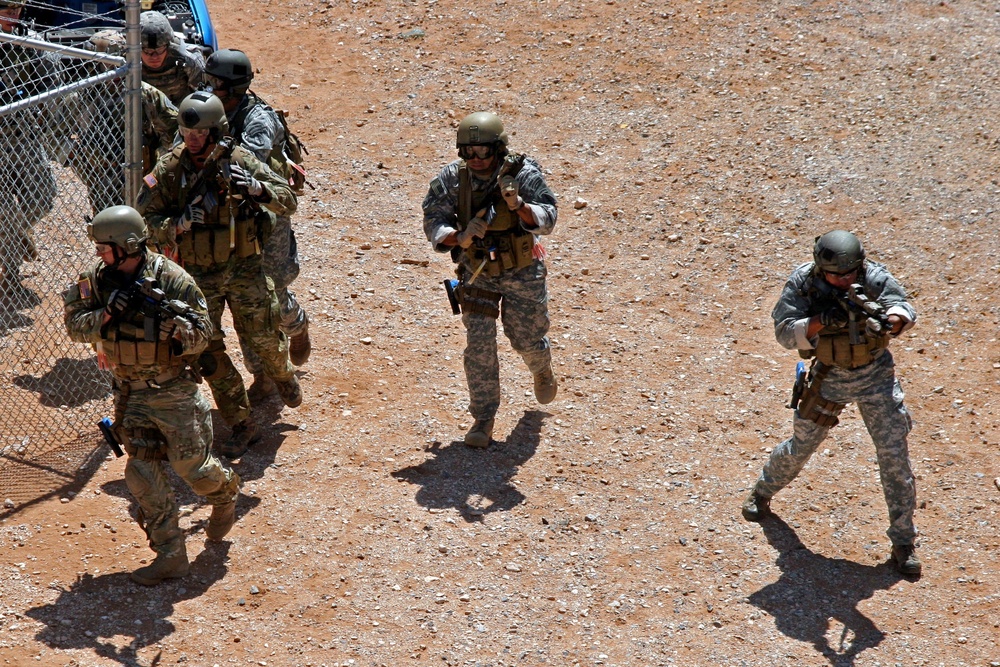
[231, 92, 309, 195]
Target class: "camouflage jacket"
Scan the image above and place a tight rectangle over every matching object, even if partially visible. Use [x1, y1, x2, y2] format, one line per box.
[422, 156, 557, 253]
[141, 41, 205, 106]
[772, 260, 917, 352]
[63, 252, 212, 382]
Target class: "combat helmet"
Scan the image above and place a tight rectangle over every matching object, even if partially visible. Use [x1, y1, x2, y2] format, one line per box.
[88, 205, 148, 257]
[88, 28, 125, 56]
[178, 90, 229, 138]
[205, 48, 254, 95]
[0, 0, 26, 8]
[139, 10, 174, 50]
[456, 112, 508, 155]
[813, 230, 865, 274]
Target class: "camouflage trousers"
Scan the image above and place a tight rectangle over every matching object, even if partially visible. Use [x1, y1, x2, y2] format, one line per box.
[0, 130, 55, 280]
[242, 216, 307, 375]
[754, 352, 917, 546]
[188, 253, 294, 425]
[460, 260, 552, 421]
[121, 378, 240, 556]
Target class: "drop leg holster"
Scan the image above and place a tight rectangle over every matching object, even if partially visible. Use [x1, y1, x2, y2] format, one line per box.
[797, 361, 846, 427]
[455, 268, 501, 319]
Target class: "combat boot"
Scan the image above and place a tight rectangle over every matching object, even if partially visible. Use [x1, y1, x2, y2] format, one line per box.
[247, 373, 277, 404]
[533, 365, 558, 405]
[464, 418, 495, 449]
[206, 500, 237, 541]
[130, 546, 189, 586]
[220, 416, 260, 459]
[741, 490, 772, 522]
[275, 375, 303, 408]
[289, 326, 311, 367]
[891, 544, 922, 576]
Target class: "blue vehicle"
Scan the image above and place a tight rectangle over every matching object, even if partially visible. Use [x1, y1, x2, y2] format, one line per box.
[26, 0, 217, 54]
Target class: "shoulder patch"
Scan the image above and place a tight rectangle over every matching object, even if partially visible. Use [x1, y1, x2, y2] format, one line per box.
[143, 173, 157, 188]
[78, 276, 93, 299]
[430, 177, 446, 198]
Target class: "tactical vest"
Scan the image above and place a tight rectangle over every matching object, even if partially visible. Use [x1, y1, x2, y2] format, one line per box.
[801, 273, 890, 369]
[142, 47, 196, 106]
[161, 146, 263, 267]
[456, 162, 535, 275]
[97, 256, 185, 380]
[229, 92, 307, 194]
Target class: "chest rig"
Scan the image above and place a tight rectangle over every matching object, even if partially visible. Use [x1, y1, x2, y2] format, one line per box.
[96, 256, 184, 380]
[802, 273, 889, 369]
[161, 146, 263, 267]
[456, 158, 535, 277]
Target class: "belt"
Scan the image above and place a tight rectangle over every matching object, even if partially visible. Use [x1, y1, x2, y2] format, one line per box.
[117, 368, 190, 391]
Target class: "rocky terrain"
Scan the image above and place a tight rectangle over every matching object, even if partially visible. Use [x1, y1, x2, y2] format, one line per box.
[2, 0, 1000, 665]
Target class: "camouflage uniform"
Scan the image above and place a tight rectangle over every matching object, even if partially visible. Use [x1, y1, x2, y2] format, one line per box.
[227, 91, 308, 375]
[423, 156, 557, 423]
[752, 260, 918, 548]
[142, 41, 204, 106]
[137, 142, 297, 427]
[0, 31, 60, 291]
[68, 82, 178, 213]
[63, 252, 239, 562]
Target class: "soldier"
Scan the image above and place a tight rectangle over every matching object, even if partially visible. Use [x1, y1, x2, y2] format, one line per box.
[204, 48, 311, 401]
[63, 205, 241, 585]
[0, 0, 59, 300]
[741, 230, 921, 576]
[137, 91, 301, 460]
[422, 111, 558, 448]
[67, 29, 179, 213]
[139, 10, 204, 106]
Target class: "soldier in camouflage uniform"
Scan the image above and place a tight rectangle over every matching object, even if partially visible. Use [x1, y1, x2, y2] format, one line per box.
[423, 112, 558, 448]
[67, 30, 178, 213]
[741, 230, 921, 575]
[63, 205, 241, 585]
[138, 91, 301, 460]
[139, 10, 204, 106]
[0, 0, 58, 299]
[205, 49, 311, 402]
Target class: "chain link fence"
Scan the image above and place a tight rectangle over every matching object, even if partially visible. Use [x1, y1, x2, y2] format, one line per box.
[1, 4, 140, 477]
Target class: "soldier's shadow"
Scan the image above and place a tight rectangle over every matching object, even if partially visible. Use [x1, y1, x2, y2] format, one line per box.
[25, 542, 231, 667]
[748, 515, 907, 667]
[213, 397, 299, 484]
[12, 357, 112, 408]
[392, 410, 549, 522]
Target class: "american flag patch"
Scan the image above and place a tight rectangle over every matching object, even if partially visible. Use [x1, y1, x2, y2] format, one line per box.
[78, 278, 92, 299]
[143, 173, 157, 188]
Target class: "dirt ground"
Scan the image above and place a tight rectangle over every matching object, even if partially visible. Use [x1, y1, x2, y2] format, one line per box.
[3, 0, 1000, 665]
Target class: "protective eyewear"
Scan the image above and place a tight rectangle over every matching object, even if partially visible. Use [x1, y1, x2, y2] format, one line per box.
[206, 74, 229, 92]
[141, 45, 168, 56]
[458, 144, 495, 160]
[823, 268, 858, 280]
[94, 243, 114, 254]
[179, 126, 210, 139]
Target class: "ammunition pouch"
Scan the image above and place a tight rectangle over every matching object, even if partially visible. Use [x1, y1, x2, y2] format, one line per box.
[812, 332, 889, 369]
[459, 284, 501, 319]
[121, 427, 169, 461]
[464, 230, 536, 277]
[796, 363, 845, 428]
[176, 218, 260, 268]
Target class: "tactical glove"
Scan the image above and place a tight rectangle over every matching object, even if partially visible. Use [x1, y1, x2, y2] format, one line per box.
[865, 317, 886, 337]
[158, 317, 177, 341]
[105, 289, 133, 319]
[500, 175, 522, 211]
[178, 204, 205, 232]
[818, 306, 849, 329]
[456, 216, 488, 249]
[229, 163, 264, 197]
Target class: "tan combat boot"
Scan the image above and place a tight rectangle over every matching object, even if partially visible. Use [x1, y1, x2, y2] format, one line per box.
[247, 373, 277, 404]
[206, 500, 237, 541]
[220, 416, 260, 460]
[289, 325, 311, 367]
[533, 365, 558, 405]
[464, 418, 495, 449]
[891, 544, 922, 576]
[741, 490, 772, 522]
[131, 545, 189, 586]
[274, 375, 303, 408]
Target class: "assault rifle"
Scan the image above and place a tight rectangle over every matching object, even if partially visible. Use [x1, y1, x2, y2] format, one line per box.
[841, 283, 893, 339]
[135, 277, 205, 345]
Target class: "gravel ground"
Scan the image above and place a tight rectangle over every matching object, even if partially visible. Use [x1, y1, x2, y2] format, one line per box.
[2, 1, 1000, 665]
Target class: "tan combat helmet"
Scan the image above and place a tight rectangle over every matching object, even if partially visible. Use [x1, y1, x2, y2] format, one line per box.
[88, 205, 148, 256]
[456, 111, 508, 148]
